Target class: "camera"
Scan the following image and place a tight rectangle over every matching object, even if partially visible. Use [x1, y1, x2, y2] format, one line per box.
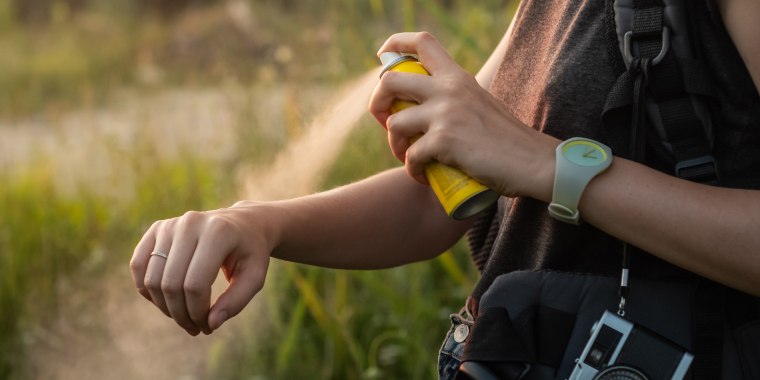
[568, 311, 693, 380]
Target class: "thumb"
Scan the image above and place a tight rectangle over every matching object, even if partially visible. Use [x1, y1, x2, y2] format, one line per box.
[208, 258, 269, 330]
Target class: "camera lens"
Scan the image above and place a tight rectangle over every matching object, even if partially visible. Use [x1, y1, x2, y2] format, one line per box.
[593, 365, 649, 380]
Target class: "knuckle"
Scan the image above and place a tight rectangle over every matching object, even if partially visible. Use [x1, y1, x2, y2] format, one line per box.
[387, 32, 402, 41]
[161, 278, 182, 295]
[433, 130, 459, 163]
[180, 210, 204, 225]
[385, 114, 396, 131]
[149, 219, 164, 231]
[144, 274, 161, 292]
[415, 31, 435, 44]
[405, 146, 421, 166]
[206, 215, 234, 235]
[183, 279, 206, 297]
[129, 258, 145, 274]
[155, 218, 176, 235]
[436, 126, 458, 145]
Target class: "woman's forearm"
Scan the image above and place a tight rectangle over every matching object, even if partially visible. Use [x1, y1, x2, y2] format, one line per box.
[262, 167, 472, 269]
[578, 158, 760, 295]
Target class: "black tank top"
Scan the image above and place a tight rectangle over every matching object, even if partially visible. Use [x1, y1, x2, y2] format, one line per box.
[469, 0, 760, 302]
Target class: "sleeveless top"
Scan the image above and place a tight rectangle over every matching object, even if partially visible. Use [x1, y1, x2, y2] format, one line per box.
[469, 0, 760, 303]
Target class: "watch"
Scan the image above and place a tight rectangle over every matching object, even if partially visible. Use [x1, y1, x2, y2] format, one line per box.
[548, 137, 613, 225]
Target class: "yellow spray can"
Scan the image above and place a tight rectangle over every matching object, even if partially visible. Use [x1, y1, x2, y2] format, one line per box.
[379, 52, 499, 220]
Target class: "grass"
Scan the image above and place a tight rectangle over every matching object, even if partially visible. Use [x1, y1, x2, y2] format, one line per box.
[0, 166, 105, 376]
[0, 152, 230, 379]
[0, 0, 516, 378]
[0, 0, 515, 119]
[207, 247, 477, 380]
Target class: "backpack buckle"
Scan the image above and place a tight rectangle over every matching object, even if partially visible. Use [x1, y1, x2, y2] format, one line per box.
[623, 27, 670, 68]
[675, 155, 719, 184]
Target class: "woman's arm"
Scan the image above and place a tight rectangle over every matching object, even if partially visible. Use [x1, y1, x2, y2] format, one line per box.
[265, 168, 472, 269]
[580, 159, 760, 295]
[718, 0, 760, 90]
[475, 13, 517, 88]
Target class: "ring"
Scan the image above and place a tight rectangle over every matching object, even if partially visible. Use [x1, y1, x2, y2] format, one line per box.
[150, 251, 169, 260]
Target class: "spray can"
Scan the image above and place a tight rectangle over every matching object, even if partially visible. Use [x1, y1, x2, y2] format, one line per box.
[379, 52, 499, 220]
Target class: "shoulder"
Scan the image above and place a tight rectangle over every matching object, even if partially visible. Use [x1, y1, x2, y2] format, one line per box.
[712, 0, 760, 91]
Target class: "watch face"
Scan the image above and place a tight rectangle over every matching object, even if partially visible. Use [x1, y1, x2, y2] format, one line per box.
[562, 140, 609, 167]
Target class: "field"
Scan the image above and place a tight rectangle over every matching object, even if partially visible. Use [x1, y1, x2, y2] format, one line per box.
[0, 1, 515, 379]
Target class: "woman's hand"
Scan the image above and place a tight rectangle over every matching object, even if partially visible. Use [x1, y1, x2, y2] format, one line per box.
[129, 201, 274, 335]
[369, 32, 559, 201]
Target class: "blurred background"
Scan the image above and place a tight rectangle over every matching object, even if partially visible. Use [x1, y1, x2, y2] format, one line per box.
[0, 0, 516, 379]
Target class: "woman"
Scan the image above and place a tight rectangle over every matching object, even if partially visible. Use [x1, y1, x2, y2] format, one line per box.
[131, 0, 760, 378]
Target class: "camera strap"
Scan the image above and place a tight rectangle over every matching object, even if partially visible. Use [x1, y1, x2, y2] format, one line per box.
[616, 243, 631, 317]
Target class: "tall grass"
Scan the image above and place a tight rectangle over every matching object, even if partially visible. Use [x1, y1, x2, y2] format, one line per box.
[210, 249, 476, 380]
[0, 153, 230, 379]
[0, 169, 106, 378]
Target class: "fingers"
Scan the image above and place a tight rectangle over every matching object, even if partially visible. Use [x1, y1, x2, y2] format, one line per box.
[369, 70, 433, 127]
[208, 256, 269, 330]
[404, 133, 437, 186]
[370, 32, 459, 128]
[132, 208, 270, 336]
[392, 107, 466, 186]
[385, 108, 429, 163]
[162, 212, 203, 335]
[376, 32, 459, 75]
[370, 31, 473, 174]
[130, 221, 158, 302]
[143, 222, 173, 318]
[183, 217, 237, 334]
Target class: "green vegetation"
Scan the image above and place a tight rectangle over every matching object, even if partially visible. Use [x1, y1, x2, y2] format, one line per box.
[0, 0, 513, 119]
[0, 154, 227, 379]
[0, 0, 516, 378]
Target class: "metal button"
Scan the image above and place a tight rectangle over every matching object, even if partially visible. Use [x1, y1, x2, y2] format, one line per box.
[453, 324, 470, 343]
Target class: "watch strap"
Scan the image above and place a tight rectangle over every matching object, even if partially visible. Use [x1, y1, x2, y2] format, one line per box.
[548, 164, 586, 224]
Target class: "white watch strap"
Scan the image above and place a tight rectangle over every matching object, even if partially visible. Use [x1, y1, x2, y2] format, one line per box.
[548, 160, 588, 224]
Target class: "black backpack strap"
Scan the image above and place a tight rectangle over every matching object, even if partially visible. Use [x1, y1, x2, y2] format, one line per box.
[602, 0, 719, 185]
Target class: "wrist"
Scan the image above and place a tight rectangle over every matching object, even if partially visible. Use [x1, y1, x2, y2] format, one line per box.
[230, 200, 282, 257]
[535, 138, 562, 203]
[517, 135, 560, 203]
